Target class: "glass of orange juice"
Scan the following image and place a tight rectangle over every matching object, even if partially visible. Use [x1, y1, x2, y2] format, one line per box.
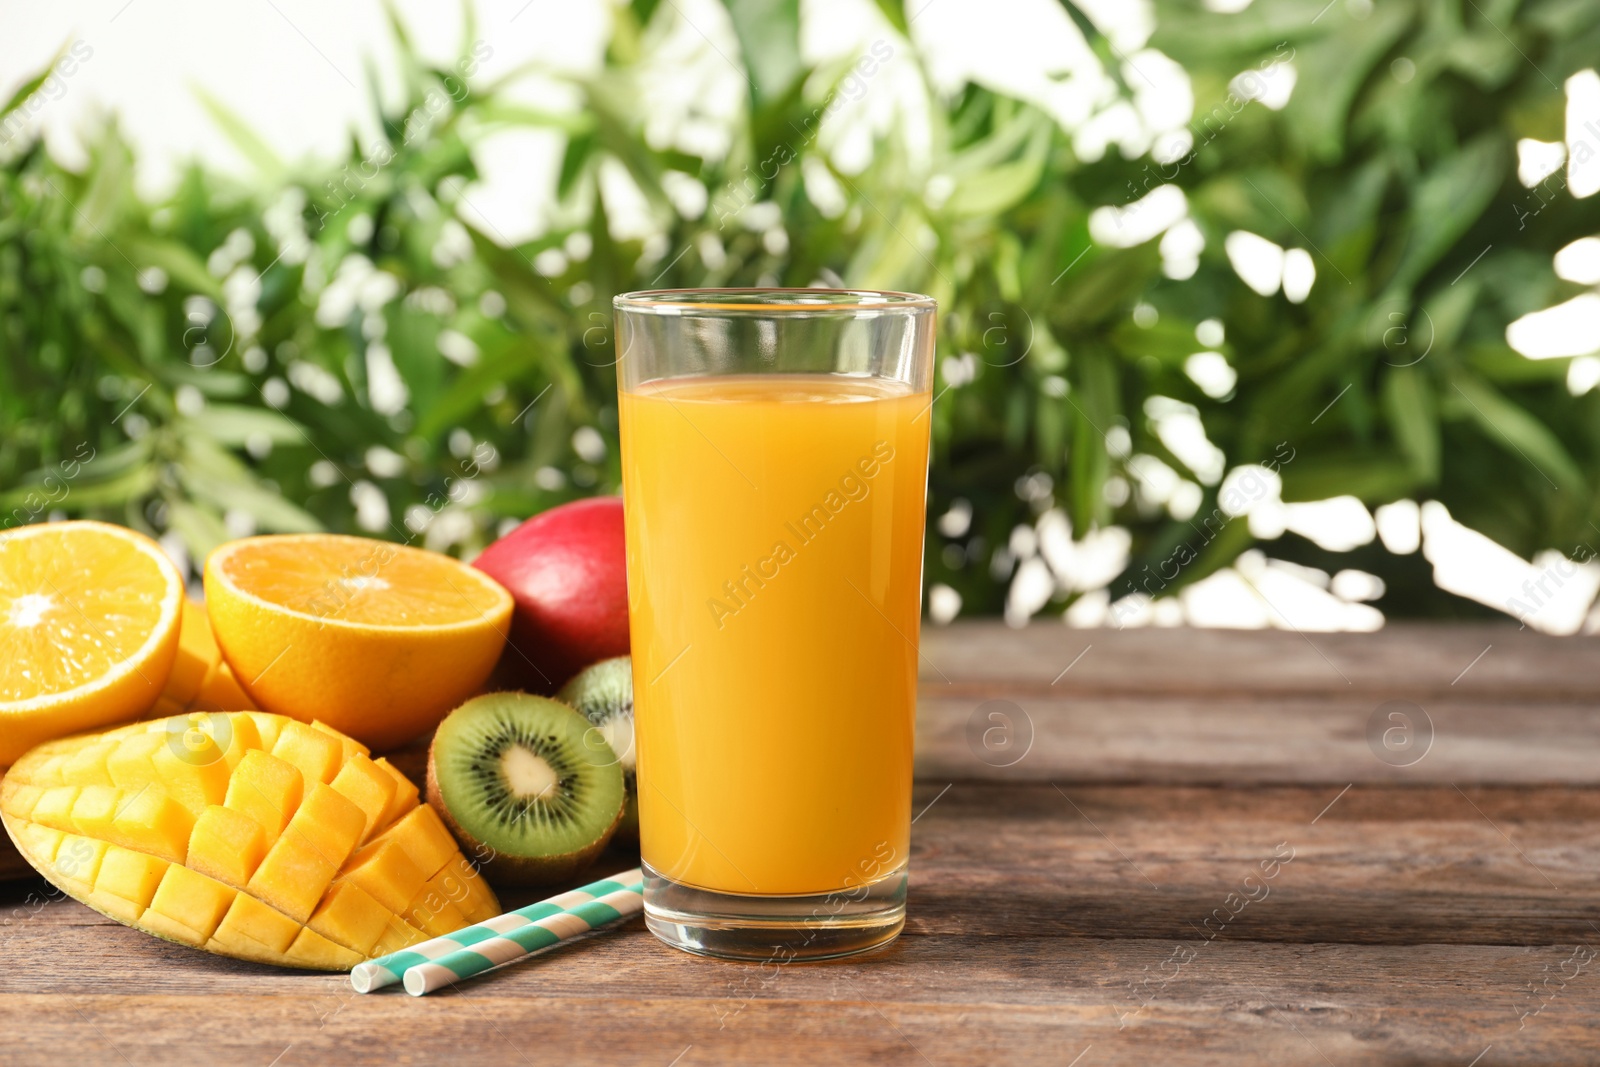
[613, 289, 935, 961]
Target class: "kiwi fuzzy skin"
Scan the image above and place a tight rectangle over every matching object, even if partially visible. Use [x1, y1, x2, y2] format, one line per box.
[426, 730, 623, 888]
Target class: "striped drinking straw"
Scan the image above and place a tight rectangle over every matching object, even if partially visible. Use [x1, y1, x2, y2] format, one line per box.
[350, 867, 643, 993]
[402, 877, 645, 995]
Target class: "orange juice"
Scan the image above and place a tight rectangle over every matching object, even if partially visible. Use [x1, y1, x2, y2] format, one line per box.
[619, 374, 930, 895]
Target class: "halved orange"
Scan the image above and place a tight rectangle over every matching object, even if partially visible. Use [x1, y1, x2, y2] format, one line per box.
[203, 535, 513, 750]
[0, 521, 184, 764]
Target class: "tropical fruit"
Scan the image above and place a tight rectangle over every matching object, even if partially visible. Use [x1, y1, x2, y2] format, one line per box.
[142, 598, 258, 722]
[0, 711, 501, 971]
[0, 521, 185, 765]
[204, 534, 514, 750]
[472, 497, 628, 693]
[557, 657, 638, 841]
[426, 692, 624, 886]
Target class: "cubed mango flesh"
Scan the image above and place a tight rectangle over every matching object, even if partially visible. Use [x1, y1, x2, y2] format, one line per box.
[216, 893, 300, 954]
[2, 711, 494, 971]
[286, 926, 363, 971]
[271, 722, 342, 786]
[143, 696, 186, 723]
[53, 835, 108, 886]
[187, 805, 267, 889]
[61, 741, 117, 787]
[139, 910, 206, 946]
[330, 755, 398, 845]
[433, 854, 499, 922]
[26, 753, 68, 787]
[151, 731, 233, 815]
[245, 712, 285, 753]
[403, 883, 469, 938]
[224, 750, 303, 840]
[107, 733, 164, 792]
[29, 787, 81, 833]
[109, 788, 195, 864]
[386, 805, 461, 882]
[3, 782, 45, 820]
[69, 785, 122, 841]
[312, 720, 369, 761]
[374, 758, 420, 830]
[247, 835, 337, 924]
[370, 913, 429, 957]
[339, 838, 426, 914]
[96, 846, 168, 908]
[150, 864, 235, 941]
[282, 783, 366, 871]
[308, 881, 393, 957]
[13, 822, 65, 865]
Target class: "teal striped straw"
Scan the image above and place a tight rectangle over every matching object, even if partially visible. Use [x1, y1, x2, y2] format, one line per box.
[350, 867, 642, 993]
[402, 879, 645, 996]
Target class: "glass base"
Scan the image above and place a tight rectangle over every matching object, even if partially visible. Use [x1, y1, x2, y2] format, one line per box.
[642, 861, 907, 961]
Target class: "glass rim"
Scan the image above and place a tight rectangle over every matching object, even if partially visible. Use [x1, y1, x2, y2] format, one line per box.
[613, 287, 936, 315]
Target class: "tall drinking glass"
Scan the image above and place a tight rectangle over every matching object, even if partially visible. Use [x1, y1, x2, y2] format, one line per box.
[613, 289, 935, 960]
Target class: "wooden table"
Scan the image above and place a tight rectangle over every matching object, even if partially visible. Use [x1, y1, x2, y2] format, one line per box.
[2, 622, 1598, 1065]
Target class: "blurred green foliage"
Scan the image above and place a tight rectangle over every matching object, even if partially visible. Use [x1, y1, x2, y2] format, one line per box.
[2, 0, 1598, 619]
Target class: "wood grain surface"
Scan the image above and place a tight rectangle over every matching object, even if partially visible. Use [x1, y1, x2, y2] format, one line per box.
[2, 622, 1597, 1065]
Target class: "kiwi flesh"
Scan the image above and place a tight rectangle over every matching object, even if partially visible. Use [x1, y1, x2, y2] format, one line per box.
[427, 691, 624, 886]
[556, 656, 638, 842]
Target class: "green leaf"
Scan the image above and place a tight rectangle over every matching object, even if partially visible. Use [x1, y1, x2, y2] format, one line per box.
[476, 102, 595, 136]
[1446, 375, 1588, 495]
[630, 0, 664, 30]
[124, 237, 222, 300]
[1381, 366, 1439, 483]
[1279, 456, 1419, 504]
[1048, 246, 1161, 329]
[723, 0, 803, 109]
[945, 158, 1044, 218]
[1389, 136, 1506, 294]
[417, 332, 561, 441]
[870, 0, 909, 36]
[194, 88, 285, 179]
[1068, 346, 1116, 531]
[76, 134, 136, 243]
[556, 129, 597, 200]
[0, 66, 53, 124]
[1282, 3, 1410, 162]
[47, 464, 159, 510]
[183, 407, 308, 447]
[384, 303, 445, 423]
[181, 470, 322, 533]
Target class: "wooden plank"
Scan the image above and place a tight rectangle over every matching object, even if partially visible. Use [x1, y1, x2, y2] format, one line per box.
[0, 965, 1592, 1067]
[1, 784, 1596, 1064]
[914, 693, 1600, 784]
[921, 622, 1600, 701]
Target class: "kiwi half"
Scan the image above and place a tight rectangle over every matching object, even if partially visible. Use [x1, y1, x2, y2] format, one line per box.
[427, 691, 624, 886]
[556, 656, 637, 842]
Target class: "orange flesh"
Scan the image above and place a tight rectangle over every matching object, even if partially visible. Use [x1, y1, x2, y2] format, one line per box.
[212, 537, 507, 627]
[1, 526, 173, 703]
